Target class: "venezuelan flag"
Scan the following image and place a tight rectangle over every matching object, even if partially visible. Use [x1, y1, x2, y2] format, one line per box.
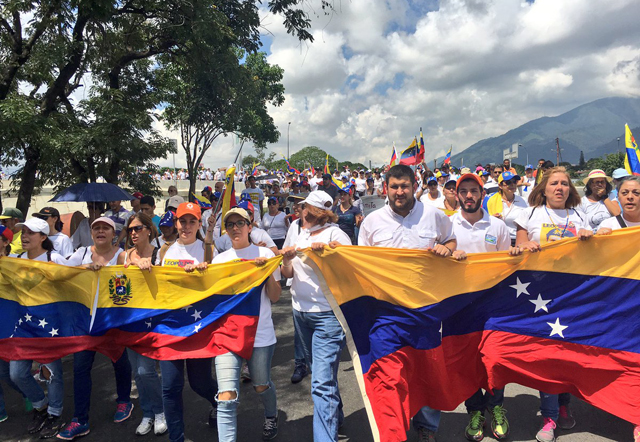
[324, 154, 330, 174]
[0, 258, 121, 363]
[443, 145, 452, 165]
[191, 193, 212, 209]
[94, 257, 282, 360]
[251, 162, 260, 177]
[389, 144, 398, 167]
[221, 166, 237, 234]
[301, 229, 640, 442]
[418, 129, 425, 164]
[399, 137, 419, 166]
[624, 124, 640, 176]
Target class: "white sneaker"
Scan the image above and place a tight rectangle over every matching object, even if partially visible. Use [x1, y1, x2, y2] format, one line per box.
[135, 417, 153, 436]
[154, 413, 168, 435]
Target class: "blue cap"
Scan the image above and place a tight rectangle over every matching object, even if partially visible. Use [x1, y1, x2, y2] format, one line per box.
[237, 200, 252, 212]
[202, 186, 212, 193]
[427, 177, 437, 184]
[268, 196, 278, 203]
[212, 191, 221, 200]
[159, 211, 175, 227]
[498, 171, 520, 184]
[525, 164, 534, 170]
[480, 170, 490, 176]
[612, 168, 631, 179]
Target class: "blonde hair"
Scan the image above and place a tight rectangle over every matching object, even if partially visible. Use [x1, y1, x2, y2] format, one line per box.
[306, 204, 339, 225]
[527, 167, 581, 208]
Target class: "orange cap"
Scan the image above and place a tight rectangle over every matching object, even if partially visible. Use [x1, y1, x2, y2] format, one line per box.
[175, 202, 202, 220]
[456, 173, 485, 192]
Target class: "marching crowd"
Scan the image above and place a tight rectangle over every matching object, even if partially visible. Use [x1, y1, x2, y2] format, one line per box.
[0, 157, 639, 442]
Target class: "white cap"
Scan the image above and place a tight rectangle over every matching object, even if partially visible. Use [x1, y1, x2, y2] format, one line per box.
[302, 190, 333, 209]
[16, 217, 50, 235]
[167, 195, 185, 209]
[91, 216, 116, 230]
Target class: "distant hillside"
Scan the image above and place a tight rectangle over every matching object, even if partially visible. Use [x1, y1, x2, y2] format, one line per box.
[450, 97, 640, 166]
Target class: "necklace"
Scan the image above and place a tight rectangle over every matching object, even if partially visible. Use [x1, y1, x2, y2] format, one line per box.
[544, 205, 569, 238]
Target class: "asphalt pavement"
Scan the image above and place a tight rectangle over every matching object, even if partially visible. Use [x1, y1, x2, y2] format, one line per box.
[0, 289, 632, 442]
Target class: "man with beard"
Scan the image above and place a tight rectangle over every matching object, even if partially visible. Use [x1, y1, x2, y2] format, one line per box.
[449, 173, 520, 441]
[358, 164, 456, 442]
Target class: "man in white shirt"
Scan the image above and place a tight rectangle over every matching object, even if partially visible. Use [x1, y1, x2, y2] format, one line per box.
[358, 164, 456, 442]
[241, 175, 265, 217]
[309, 170, 323, 191]
[354, 171, 367, 196]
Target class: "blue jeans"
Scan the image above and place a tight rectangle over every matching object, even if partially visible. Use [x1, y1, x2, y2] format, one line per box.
[215, 352, 242, 442]
[73, 350, 131, 424]
[413, 406, 441, 433]
[10, 359, 64, 416]
[293, 312, 307, 367]
[539, 391, 571, 420]
[293, 309, 345, 442]
[0, 360, 24, 416]
[160, 358, 217, 442]
[247, 345, 277, 419]
[127, 349, 163, 418]
[465, 388, 505, 413]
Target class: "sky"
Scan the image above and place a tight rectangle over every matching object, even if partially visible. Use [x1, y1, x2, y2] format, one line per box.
[154, 0, 640, 170]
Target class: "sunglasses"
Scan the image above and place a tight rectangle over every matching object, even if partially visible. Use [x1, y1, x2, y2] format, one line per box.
[502, 179, 517, 186]
[493, 171, 502, 175]
[225, 220, 249, 230]
[127, 225, 146, 233]
[268, 201, 277, 205]
[444, 185, 456, 191]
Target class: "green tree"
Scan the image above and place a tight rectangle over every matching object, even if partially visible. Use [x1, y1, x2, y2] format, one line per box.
[583, 152, 625, 177]
[289, 146, 338, 171]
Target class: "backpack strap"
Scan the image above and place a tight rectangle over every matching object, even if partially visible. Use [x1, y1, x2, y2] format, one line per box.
[151, 246, 159, 265]
[158, 242, 173, 266]
[616, 214, 628, 229]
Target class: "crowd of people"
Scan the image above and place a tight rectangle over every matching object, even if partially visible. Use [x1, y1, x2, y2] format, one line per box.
[0, 157, 638, 442]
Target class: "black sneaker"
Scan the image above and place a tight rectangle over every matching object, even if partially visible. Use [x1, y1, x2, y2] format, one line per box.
[290, 364, 308, 384]
[262, 414, 278, 441]
[28, 408, 49, 434]
[208, 406, 217, 429]
[39, 414, 65, 439]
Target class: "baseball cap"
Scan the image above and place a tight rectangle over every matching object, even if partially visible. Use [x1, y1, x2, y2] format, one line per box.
[236, 200, 255, 215]
[498, 171, 521, 184]
[525, 164, 534, 170]
[612, 168, 631, 180]
[0, 225, 14, 242]
[34, 207, 60, 219]
[167, 195, 185, 209]
[223, 208, 251, 225]
[584, 169, 612, 184]
[267, 196, 278, 204]
[175, 202, 202, 220]
[211, 191, 221, 200]
[322, 173, 332, 180]
[0, 208, 24, 220]
[16, 217, 50, 235]
[436, 171, 449, 178]
[456, 173, 485, 191]
[460, 167, 471, 174]
[202, 186, 212, 193]
[301, 190, 333, 209]
[478, 170, 490, 176]
[159, 211, 175, 227]
[132, 192, 144, 200]
[91, 216, 116, 230]
[287, 194, 306, 203]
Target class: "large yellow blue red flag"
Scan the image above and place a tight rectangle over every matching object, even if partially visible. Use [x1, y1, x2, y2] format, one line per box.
[220, 166, 237, 234]
[301, 228, 640, 442]
[389, 143, 398, 167]
[324, 154, 330, 174]
[624, 124, 640, 176]
[399, 137, 419, 166]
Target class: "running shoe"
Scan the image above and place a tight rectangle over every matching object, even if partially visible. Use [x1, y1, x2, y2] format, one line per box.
[290, 364, 308, 384]
[57, 418, 90, 440]
[418, 427, 437, 442]
[465, 410, 485, 441]
[40, 414, 65, 439]
[489, 405, 509, 439]
[28, 408, 49, 434]
[262, 413, 278, 440]
[135, 417, 153, 436]
[557, 404, 576, 429]
[536, 417, 556, 442]
[113, 402, 134, 423]
[154, 413, 168, 435]
[241, 363, 251, 383]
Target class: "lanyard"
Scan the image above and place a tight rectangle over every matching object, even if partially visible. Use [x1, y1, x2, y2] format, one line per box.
[544, 206, 569, 238]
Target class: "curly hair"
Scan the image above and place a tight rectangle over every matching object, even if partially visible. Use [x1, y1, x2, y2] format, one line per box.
[305, 204, 339, 225]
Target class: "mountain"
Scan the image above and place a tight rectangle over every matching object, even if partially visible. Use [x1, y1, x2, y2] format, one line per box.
[450, 97, 640, 166]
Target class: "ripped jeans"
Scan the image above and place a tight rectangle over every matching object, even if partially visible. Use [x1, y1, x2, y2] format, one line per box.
[10, 359, 63, 417]
[215, 344, 277, 442]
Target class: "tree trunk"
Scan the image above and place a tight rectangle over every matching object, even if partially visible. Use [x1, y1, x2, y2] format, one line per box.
[16, 146, 40, 217]
[188, 165, 196, 203]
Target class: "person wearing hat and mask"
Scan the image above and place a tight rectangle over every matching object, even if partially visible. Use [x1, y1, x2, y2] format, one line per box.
[34, 207, 73, 258]
[0, 207, 25, 254]
[358, 165, 456, 442]
[280, 191, 352, 442]
[212, 207, 282, 441]
[156, 202, 218, 442]
[579, 169, 620, 231]
[9, 218, 67, 438]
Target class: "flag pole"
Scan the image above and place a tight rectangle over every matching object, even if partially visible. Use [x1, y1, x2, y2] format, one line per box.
[211, 137, 245, 218]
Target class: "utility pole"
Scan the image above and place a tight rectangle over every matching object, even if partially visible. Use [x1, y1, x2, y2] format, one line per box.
[555, 138, 562, 165]
[618, 137, 621, 153]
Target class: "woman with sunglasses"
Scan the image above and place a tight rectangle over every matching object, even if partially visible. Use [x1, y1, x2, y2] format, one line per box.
[157, 202, 218, 442]
[419, 177, 444, 208]
[58, 217, 135, 440]
[280, 191, 352, 442]
[486, 171, 528, 245]
[514, 167, 593, 442]
[262, 197, 289, 250]
[437, 179, 461, 216]
[211, 207, 282, 441]
[115, 213, 167, 436]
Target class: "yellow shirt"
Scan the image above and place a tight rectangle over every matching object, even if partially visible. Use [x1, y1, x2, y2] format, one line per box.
[10, 231, 24, 255]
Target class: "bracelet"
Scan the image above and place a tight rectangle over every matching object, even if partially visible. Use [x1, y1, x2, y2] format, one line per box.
[443, 245, 453, 255]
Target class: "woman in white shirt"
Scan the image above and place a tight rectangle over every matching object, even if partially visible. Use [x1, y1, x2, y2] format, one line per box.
[514, 167, 593, 442]
[597, 177, 640, 233]
[262, 197, 289, 250]
[34, 207, 73, 258]
[281, 190, 352, 442]
[212, 207, 281, 441]
[579, 169, 620, 231]
[486, 171, 528, 245]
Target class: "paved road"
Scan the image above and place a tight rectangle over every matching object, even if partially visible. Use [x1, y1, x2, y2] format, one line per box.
[0, 290, 632, 441]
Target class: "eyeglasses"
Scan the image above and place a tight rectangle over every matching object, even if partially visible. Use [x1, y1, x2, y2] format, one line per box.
[127, 226, 146, 233]
[225, 220, 249, 230]
[493, 171, 502, 175]
[267, 201, 277, 205]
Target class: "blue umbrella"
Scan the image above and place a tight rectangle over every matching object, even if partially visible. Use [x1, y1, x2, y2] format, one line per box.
[49, 183, 135, 203]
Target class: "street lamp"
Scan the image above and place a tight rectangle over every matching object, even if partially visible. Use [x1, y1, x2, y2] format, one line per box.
[519, 143, 528, 164]
[287, 122, 291, 159]
[617, 137, 621, 153]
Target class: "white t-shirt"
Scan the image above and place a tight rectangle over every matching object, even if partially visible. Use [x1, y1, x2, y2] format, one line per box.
[11, 250, 66, 264]
[241, 187, 264, 207]
[214, 228, 276, 254]
[598, 215, 640, 231]
[579, 196, 614, 231]
[355, 178, 367, 193]
[451, 210, 511, 253]
[262, 212, 288, 240]
[358, 202, 455, 249]
[71, 218, 93, 249]
[499, 195, 529, 241]
[286, 225, 351, 312]
[520, 175, 536, 200]
[66, 246, 123, 266]
[309, 177, 323, 191]
[373, 178, 384, 193]
[420, 192, 443, 208]
[514, 206, 586, 245]
[49, 232, 74, 258]
[159, 240, 205, 267]
[212, 244, 280, 347]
